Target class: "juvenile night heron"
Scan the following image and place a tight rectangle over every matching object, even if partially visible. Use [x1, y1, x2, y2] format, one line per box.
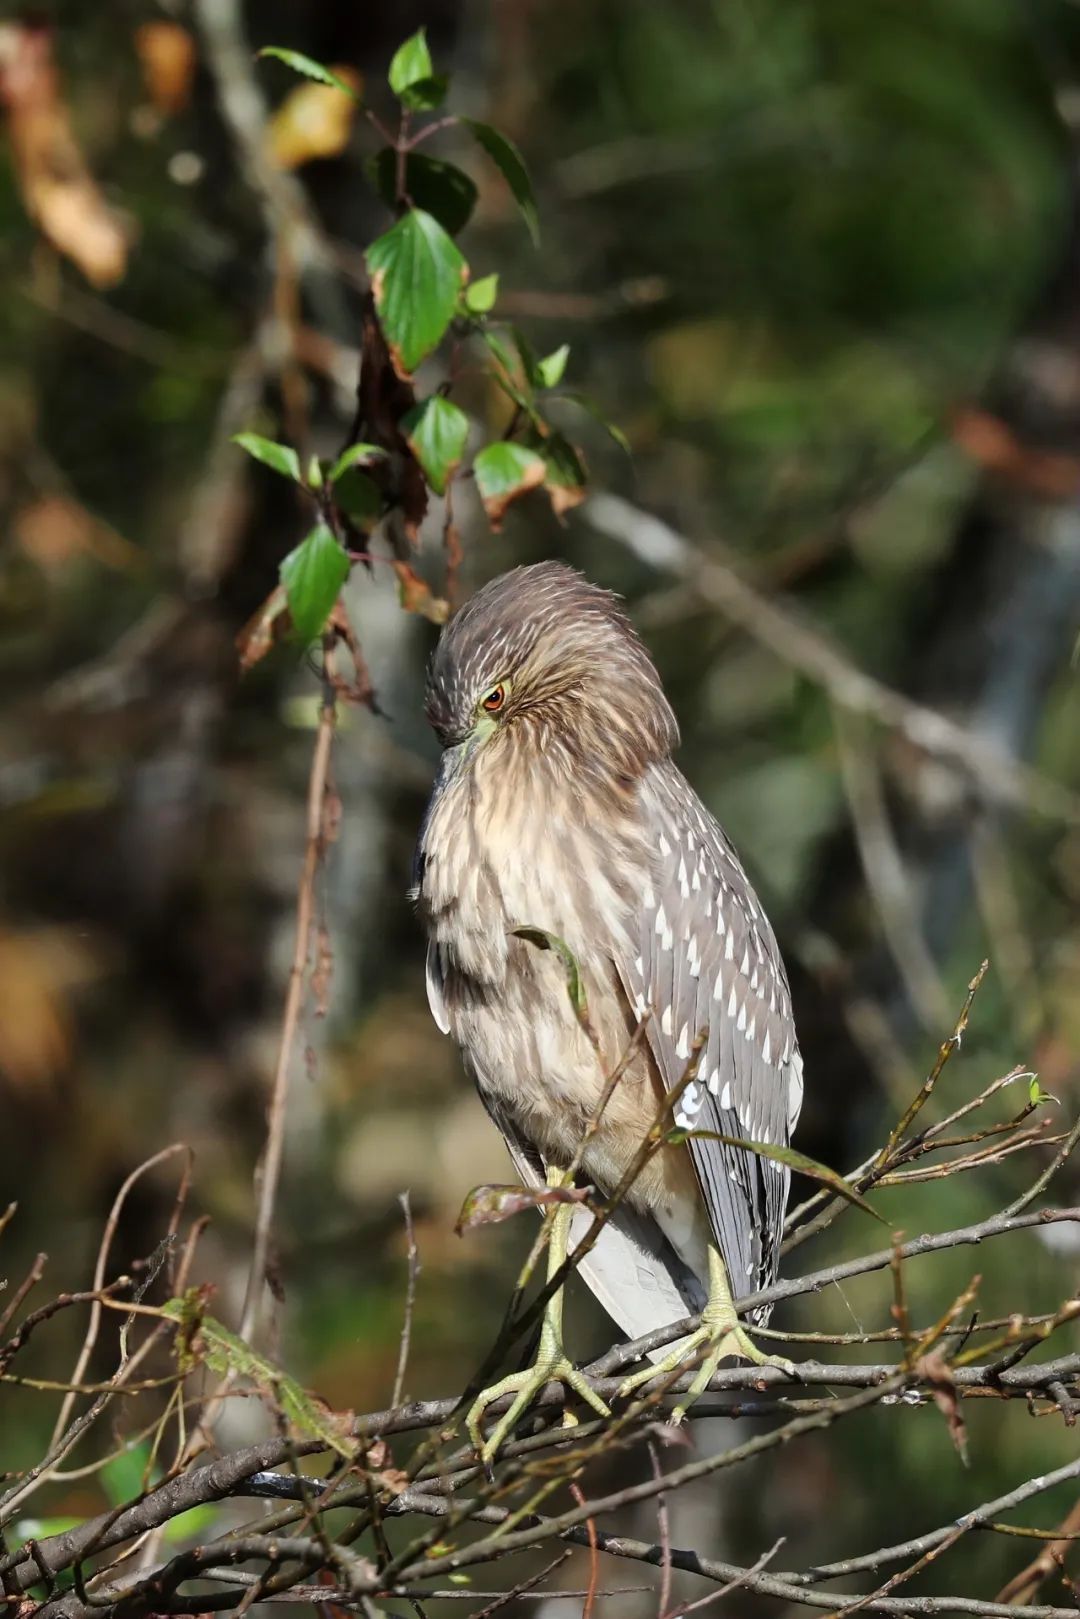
[414, 561, 803, 1457]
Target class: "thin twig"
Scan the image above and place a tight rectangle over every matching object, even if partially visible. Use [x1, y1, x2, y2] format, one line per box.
[239, 690, 336, 1343]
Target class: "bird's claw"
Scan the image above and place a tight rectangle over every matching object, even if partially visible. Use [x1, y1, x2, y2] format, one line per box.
[467, 1353, 610, 1465]
[617, 1315, 796, 1420]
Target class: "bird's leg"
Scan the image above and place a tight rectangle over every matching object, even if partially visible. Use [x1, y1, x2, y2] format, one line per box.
[617, 1244, 795, 1421]
[466, 1168, 610, 1464]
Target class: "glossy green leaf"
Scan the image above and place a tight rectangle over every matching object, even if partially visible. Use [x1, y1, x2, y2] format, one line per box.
[473, 442, 546, 529]
[329, 442, 387, 483]
[463, 119, 539, 244]
[279, 523, 349, 644]
[464, 273, 499, 314]
[370, 149, 477, 235]
[258, 48, 359, 100]
[333, 469, 382, 528]
[537, 344, 570, 388]
[366, 209, 466, 375]
[232, 433, 301, 482]
[388, 29, 446, 109]
[402, 396, 469, 495]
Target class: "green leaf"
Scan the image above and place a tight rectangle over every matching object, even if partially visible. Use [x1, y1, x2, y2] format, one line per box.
[370, 149, 476, 235]
[511, 925, 587, 1019]
[258, 48, 359, 100]
[473, 442, 546, 529]
[232, 433, 301, 482]
[481, 329, 533, 411]
[464, 273, 499, 314]
[329, 442, 387, 483]
[537, 344, 570, 388]
[306, 454, 323, 489]
[560, 392, 632, 454]
[387, 29, 447, 109]
[463, 119, 539, 244]
[538, 430, 587, 516]
[673, 1131, 887, 1224]
[279, 523, 349, 644]
[512, 324, 542, 388]
[366, 209, 466, 376]
[162, 1296, 356, 1459]
[333, 469, 382, 528]
[402, 396, 469, 495]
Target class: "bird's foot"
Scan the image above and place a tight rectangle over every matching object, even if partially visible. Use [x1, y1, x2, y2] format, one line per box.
[616, 1245, 796, 1421]
[466, 1343, 610, 1465]
[617, 1316, 795, 1421]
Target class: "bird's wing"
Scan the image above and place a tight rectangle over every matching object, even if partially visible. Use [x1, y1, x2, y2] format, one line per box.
[425, 938, 703, 1356]
[478, 1088, 705, 1361]
[619, 762, 804, 1307]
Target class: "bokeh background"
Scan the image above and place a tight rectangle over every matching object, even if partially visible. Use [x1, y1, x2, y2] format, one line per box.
[2, 0, 1080, 1610]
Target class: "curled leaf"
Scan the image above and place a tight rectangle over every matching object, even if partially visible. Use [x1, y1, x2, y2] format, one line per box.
[258, 48, 360, 100]
[236, 584, 289, 671]
[455, 1182, 596, 1235]
[391, 561, 449, 624]
[917, 1351, 969, 1465]
[473, 442, 545, 529]
[511, 926, 588, 1021]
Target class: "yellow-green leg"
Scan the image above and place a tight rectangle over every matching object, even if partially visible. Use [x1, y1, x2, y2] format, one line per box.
[617, 1244, 796, 1421]
[466, 1170, 611, 1464]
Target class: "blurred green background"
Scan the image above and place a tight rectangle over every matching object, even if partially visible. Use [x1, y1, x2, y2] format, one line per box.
[1, 0, 1079, 1609]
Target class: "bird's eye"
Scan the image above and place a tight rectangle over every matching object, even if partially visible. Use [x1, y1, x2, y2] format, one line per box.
[481, 683, 506, 714]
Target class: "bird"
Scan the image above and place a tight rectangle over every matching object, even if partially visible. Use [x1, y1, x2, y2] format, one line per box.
[413, 560, 803, 1458]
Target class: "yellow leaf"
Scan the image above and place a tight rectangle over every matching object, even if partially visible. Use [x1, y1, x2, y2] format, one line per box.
[266, 69, 362, 170]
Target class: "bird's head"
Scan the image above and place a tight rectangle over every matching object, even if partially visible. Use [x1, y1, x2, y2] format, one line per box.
[424, 561, 678, 791]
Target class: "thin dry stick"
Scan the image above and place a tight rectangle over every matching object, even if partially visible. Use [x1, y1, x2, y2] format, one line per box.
[390, 1192, 420, 1411]
[0, 1254, 46, 1338]
[49, 1145, 189, 1448]
[998, 1496, 1080, 1606]
[239, 690, 336, 1343]
[649, 1439, 673, 1619]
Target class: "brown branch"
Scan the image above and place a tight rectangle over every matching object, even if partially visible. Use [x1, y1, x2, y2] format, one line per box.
[583, 494, 1080, 823]
[239, 690, 336, 1343]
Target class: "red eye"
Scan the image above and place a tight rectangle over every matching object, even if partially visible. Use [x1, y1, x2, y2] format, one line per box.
[482, 683, 506, 713]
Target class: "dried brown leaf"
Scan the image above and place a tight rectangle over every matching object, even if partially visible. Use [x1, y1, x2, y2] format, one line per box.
[455, 1181, 597, 1235]
[918, 1350, 969, 1465]
[134, 21, 196, 115]
[391, 560, 449, 624]
[0, 23, 129, 286]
